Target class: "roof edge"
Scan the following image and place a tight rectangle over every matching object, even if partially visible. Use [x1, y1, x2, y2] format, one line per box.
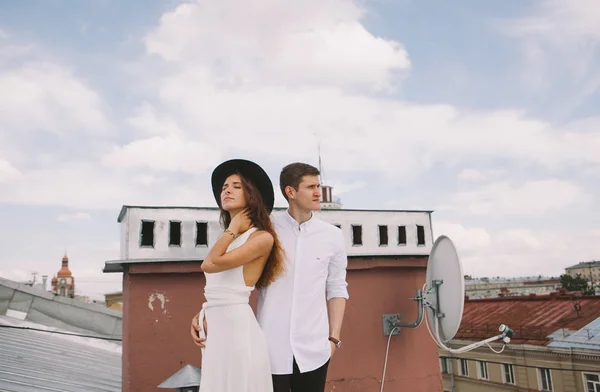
[103, 254, 430, 273]
[117, 205, 435, 222]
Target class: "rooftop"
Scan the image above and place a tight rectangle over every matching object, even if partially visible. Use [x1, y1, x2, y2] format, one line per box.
[0, 315, 121, 391]
[566, 261, 600, 270]
[455, 292, 600, 346]
[116, 204, 434, 222]
[464, 275, 560, 286]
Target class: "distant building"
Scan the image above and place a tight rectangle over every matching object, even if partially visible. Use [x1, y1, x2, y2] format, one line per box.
[104, 291, 123, 311]
[51, 254, 75, 298]
[440, 292, 600, 392]
[566, 261, 600, 290]
[104, 198, 442, 392]
[465, 276, 561, 299]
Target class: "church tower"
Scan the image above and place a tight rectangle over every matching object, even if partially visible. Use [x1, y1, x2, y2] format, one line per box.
[51, 254, 75, 298]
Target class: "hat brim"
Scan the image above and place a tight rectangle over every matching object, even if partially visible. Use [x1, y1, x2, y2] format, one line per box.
[211, 159, 275, 213]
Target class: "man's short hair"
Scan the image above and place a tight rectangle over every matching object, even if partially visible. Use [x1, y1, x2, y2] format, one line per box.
[279, 163, 320, 201]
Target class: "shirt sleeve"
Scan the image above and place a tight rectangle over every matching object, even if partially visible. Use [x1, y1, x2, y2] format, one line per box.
[326, 229, 349, 301]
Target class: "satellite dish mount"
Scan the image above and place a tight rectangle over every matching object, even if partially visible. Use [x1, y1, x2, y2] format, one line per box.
[382, 236, 514, 354]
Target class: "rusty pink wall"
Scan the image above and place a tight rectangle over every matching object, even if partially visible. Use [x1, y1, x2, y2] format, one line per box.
[121, 259, 442, 391]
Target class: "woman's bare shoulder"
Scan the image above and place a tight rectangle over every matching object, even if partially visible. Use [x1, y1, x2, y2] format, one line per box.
[248, 229, 274, 244]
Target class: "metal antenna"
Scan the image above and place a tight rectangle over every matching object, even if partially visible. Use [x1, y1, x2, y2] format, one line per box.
[318, 142, 325, 184]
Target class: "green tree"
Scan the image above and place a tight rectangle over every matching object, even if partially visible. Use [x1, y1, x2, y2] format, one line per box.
[560, 274, 591, 293]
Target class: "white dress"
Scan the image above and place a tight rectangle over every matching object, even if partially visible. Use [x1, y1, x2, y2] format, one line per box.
[198, 227, 273, 392]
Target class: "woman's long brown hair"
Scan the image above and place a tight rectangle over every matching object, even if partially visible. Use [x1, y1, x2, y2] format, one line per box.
[219, 171, 285, 289]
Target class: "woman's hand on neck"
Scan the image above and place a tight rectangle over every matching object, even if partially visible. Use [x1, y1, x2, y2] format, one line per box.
[228, 208, 252, 235]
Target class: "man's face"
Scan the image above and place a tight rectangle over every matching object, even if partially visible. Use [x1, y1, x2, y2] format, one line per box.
[289, 175, 321, 211]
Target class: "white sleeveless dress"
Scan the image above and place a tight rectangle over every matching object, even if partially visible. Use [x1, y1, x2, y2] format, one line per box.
[198, 227, 273, 392]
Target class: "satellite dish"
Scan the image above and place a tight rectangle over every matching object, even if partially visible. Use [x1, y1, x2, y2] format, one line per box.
[386, 235, 513, 354]
[423, 235, 464, 342]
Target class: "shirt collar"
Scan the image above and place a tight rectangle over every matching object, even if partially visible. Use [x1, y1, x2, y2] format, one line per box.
[283, 209, 315, 233]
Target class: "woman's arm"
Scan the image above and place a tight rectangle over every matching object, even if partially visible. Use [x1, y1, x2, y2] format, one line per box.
[201, 230, 274, 273]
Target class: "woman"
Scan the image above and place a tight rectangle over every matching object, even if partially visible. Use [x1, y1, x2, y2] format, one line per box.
[197, 159, 285, 392]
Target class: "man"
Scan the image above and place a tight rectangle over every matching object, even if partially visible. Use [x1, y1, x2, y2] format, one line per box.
[192, 162, 349, 392]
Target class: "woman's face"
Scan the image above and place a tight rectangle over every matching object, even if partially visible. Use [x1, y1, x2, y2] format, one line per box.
[221, 174, 247, 212]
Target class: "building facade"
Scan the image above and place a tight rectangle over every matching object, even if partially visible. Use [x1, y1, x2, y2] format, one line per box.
[566, 261, 600, 291]
[439, 294, 600, 392]
[104, 291, 123, 311]
[113, 205, 434, 262]
[465, 276, 561, 299]
[105, 204, 442, 392]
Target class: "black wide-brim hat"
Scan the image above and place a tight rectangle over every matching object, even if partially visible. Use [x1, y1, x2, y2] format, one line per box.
[211, 159, 275, 213]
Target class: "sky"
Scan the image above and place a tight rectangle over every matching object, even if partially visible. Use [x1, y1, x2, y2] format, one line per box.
[0, 0, 599, 300]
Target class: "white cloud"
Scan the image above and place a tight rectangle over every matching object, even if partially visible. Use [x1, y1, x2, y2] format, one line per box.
[457, 168, 504, 182]
[450, 179, 589, 216]
[435, 223, 598, 278]
[135, 69, 600, 180]
[127, 102, 184, 137]
[0, 163, 215, 209]
[0, 0, 597, 211]
[57, 212, 92, 222]
[500, 0, 600, 113]
[504, 0, 600, 40]
[433, 221, 491, 252]
[133, 0, 600, 179]
[0, 159, 22, 182]
[102, 135, 222, 173]
[0, 62, 111, 137]
[145, 0, 410, 91]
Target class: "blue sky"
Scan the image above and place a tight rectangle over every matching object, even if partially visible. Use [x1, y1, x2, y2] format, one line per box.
[1, 0, 599, 299]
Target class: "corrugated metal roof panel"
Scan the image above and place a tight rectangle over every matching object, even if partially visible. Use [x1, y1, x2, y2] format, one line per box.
[455, 294, 600, 345]
[0, 316, 121, 392]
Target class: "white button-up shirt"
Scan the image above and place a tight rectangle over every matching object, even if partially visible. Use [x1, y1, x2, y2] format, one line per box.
[256, 210, 349, 374]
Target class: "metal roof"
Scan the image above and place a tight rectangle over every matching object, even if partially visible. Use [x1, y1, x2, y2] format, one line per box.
[0, 315, 121, 391]
[565, 261, 600, 270]
[548, 317, 600, 350]
[454, 293, 600, 345]
[464, 276, 560, 286]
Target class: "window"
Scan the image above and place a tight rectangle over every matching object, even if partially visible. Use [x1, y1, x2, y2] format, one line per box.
[502, 364, 515, 385]
[397, 225, 407, 245]
[140, 220, 155, 247]
[416, 225, 425, 246]
[478, 361, 488, 380]
[196, 222, 208, 246]
[584, 373, 600, 392]
[378, 225, 388, 246]
[169, 221, 182, 246]
[459, 359, 469, 376]
[352, 225, 362, 246]
[539, 368, 553, 391]
[440, 357, 448, 374]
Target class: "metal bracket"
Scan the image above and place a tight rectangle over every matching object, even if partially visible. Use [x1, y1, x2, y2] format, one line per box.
[383, 313, 401, 336]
